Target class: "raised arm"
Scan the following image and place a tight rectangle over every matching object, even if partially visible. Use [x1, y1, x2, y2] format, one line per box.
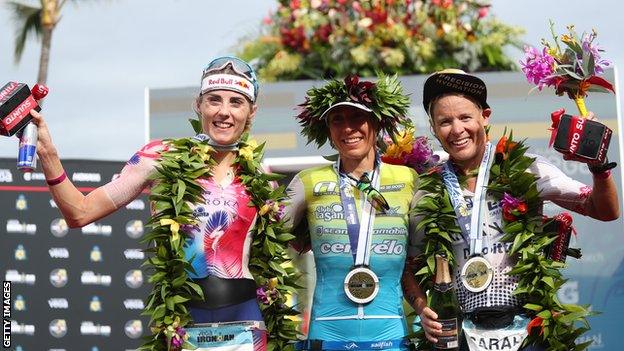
[533, 154, 619, 222]
[31, 110, 154, 227]
[583, 169, 619, 221]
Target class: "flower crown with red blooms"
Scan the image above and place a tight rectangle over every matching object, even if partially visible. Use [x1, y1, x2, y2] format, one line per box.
[296, 74, 411, 147]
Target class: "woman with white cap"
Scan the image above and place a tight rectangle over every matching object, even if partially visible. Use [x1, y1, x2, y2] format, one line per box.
[29, 56, 297, 350]
[285, 74, 420, 350]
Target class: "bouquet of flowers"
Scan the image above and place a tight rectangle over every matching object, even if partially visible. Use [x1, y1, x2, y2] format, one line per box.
[521, 22, 616, 165]
[380, 127, 439, 174]
[238, 0, 524, 81]
[520, 21, 614, 116]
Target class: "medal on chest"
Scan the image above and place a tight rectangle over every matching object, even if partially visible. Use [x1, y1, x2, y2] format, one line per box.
[442, 143, 496, 293]
[343, 266, 380, 304]
[335, 157, 384, 304]
[460, 256, 493, 293]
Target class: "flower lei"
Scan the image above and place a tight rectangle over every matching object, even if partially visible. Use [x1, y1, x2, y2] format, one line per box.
[413, 132, 593, 351]
[138, 124, 300, 351]
[296, 73, 411, 147]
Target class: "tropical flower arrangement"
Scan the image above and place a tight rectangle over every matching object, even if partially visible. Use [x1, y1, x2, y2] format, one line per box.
[138, 120, 300, 351]
[380, 126, 439, 174]
[238, 0, 524, 81]
[520, 21, 615, 116]
[412, 132, 593, 350]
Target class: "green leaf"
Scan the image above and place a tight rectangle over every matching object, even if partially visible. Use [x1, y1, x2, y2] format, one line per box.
[523, 303, 543, 312]
[176, 179, 187, 204]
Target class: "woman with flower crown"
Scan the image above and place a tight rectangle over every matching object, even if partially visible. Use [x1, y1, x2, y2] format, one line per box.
[402, 69, 619, 351]
[284, 74, 421, 350]
[28, 56, 297, 351]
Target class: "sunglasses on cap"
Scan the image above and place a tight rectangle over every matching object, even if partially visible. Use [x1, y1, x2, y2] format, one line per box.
[203, 56, 257, 82]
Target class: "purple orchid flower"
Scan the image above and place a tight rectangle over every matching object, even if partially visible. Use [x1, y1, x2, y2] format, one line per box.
[405, 136, 440, 174]
[502, 192, 521, 209]
[581, 33, 611, 75]
[520, 46, 556, 90]
[170, 327, 187, 349]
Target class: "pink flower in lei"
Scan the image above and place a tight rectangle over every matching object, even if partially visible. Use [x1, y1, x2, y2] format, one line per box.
[405, 136, 440, 174]
[170, 327, 187, 350]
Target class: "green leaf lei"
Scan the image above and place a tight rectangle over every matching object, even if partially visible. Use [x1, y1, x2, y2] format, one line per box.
[138, 127, 300, 351]
[413, 132, 594, 351]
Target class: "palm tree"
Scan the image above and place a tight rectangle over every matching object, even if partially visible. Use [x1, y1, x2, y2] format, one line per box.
[8, 0, 65, 84]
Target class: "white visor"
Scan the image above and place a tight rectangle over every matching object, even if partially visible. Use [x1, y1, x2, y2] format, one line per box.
[320, 101, 373, 120]
[200, 73, 256, 102]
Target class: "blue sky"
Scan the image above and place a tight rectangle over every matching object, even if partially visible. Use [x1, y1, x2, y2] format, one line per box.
[1, 0, 622, 160]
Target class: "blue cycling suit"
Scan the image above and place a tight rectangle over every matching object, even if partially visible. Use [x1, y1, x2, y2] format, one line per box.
[286, 162, 418, 350]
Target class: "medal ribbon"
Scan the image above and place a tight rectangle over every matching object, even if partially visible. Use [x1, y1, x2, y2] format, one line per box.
[334, 156, 382, 265]
[441, 142, 494, 256]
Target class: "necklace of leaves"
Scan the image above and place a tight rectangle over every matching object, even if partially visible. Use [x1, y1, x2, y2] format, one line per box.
[412, 132, 593, 351]
[138, 122, 300, 351]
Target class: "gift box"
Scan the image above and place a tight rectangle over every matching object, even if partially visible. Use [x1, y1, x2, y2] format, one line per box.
[0, 82, 39, 137]
[551, 113, 612, 164]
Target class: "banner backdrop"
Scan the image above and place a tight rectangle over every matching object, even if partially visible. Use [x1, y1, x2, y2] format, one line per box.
[1, 158, 150, 351]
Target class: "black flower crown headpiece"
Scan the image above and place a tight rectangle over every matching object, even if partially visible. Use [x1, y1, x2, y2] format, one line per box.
[296, 73, 412, 147]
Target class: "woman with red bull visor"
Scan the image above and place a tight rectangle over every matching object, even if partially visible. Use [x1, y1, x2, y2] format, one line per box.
[29, 56, 297, 350]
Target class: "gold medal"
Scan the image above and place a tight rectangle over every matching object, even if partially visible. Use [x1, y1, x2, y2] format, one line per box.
[344, 266, 379, 304]
[460, 256, 493, 293]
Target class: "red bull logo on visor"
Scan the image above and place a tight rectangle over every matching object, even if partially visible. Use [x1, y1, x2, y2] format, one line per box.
[201, 73, 255, 102]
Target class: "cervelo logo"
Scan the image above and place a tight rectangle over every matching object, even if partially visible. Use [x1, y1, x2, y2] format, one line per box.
[4, 97, 34, 127]
[568, 117, 586, 154]
[123, 299, 144, 310]
[80, 321, 111, 336]
[124, 249, 145, 260]
[80, 271, 112, 286]
[48, 298, 69, 309]
[344, 343, 359, 349]
[0, 169, 13, 182]
[72, 172, 101, 182]
[49, 248, 69, 259]
[320, 239, 404, 255]
[0, 82, 18, 101]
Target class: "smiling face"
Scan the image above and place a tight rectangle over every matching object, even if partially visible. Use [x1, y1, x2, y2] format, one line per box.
[327, 106, 378, 168]
[197, 90, 257, 145]
[430, 94, 491, 173]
